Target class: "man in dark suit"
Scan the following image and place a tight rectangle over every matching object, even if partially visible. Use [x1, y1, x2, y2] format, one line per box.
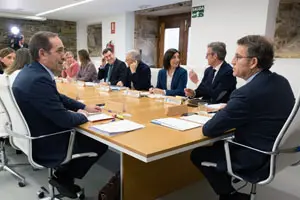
[12, 31, 108, 198]
[185, 42, 236, 103]
[97, 48, 128, 86]
[190, 35, 295, 200]
[124, 49, 151, 90]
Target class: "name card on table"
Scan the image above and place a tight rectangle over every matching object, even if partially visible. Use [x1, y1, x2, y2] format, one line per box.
[99, 85, 112, 92]
[105, 101, 126, 113]
[165, 105, 188, 116]
[124, 90, 141, 98]
[164, 96, 183, 105]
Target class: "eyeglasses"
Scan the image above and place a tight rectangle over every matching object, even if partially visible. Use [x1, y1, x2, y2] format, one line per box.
[205, 53, 214, 58]
[234, 54, 254, 61]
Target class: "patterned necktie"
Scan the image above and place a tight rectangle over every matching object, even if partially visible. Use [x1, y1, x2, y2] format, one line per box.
[106, 65, 113, 82]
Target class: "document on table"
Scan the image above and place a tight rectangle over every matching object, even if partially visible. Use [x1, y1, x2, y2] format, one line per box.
[87, 113, 113, 122]
[90, 120, 145, 136]
[180, 115, 211, 125]
[85, 82, 96, 87]
[205, 103, 226, 110]
[151, 118, 201, 131]
[110, 86, 127, 91]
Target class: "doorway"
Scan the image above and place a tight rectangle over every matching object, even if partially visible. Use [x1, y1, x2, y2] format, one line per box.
[157, 13, 191, 67]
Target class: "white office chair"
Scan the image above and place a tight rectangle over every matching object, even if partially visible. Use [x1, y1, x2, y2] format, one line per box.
[201, 94, 300, 200]
[0, 74, 97, 200]
[0, 98, 26, 187]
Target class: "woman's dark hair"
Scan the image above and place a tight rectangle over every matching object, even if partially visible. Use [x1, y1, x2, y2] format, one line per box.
[6, 48, 31, 75]
[163, 48, 180, 70]
[78, 49, 91, 65]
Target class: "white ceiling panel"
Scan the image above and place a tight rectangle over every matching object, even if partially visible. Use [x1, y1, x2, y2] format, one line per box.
[0, 0, 188, 21]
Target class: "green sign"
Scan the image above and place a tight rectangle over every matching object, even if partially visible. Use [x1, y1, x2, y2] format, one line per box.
[192, 5, 205, 18]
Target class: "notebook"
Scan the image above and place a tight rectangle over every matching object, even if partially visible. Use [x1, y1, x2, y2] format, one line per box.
[151, 118, 201, 131]
[90, 120, 145, 136]
[180, 115, 211, 125]
[87, 113, 113, 122]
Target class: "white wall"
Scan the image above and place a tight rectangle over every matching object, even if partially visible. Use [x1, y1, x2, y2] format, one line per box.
[271, 59, 300, 96]
[101, 12, 135, 61]
[77, 21, 88, 51]
[189, 0, 300, 95]
[76, 12, 135, 67]
[189, 0, 270, 69]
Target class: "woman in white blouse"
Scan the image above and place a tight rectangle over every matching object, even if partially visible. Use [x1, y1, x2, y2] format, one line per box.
[149, 48, 187, 96]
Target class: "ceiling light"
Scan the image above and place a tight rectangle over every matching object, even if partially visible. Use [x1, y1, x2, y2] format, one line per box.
[11, 26, 20, 35]
[0, 12, 46, 21]
[36, 0, 95, 16]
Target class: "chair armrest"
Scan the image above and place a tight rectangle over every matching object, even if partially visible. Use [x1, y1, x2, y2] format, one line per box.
[224, 138, 274, 155]
[5, 122, 73, 140]
[223, 138, 277, 181]
[5, 121, 77, 166]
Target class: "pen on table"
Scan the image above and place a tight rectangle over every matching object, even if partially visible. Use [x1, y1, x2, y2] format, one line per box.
[115, 114, 124, 120]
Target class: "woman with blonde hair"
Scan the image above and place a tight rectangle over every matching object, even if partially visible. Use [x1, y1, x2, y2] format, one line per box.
[61, 51, 79, 79]
[0, 47, 15, 74]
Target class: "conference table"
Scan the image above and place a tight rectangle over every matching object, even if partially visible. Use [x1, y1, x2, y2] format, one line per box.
[57, 82, 227, 200]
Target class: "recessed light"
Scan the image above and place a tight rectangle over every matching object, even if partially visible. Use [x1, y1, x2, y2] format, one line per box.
[36, 0, 95, 16]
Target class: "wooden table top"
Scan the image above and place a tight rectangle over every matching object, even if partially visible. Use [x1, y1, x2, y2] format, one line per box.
[57, 82, 216, 160]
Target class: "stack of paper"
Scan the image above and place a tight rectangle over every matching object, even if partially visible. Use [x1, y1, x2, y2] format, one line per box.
[90, 120, 145, 136]
[151, 118, 201, 131]
[180, 115, 211, 125]
[205, 103, 226, 110]
[85, 82, 96, 87]
[87, 113, 113, 122]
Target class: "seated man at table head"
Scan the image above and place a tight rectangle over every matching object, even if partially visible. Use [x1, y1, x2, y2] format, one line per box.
[12, 31, 108, 198]
[190, 35, 295, 200]
[149, 48, 187, 96]
[125, 49, 151, 90]
[184, 42, 236, 103]
[97, 47, 128, 86]
[76, 49, 97, 82]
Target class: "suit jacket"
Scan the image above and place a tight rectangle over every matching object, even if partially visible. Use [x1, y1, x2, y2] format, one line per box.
[125, 61, 151, 90]
[203, 70, 295, 182]
[97, 58, 128, 85]
[195, 61, 236, 103]
[156, 66, 187, 96]
[12, 62, 88, 167]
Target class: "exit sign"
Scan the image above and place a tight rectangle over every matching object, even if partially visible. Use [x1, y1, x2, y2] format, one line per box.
[192, 5, 205, 18]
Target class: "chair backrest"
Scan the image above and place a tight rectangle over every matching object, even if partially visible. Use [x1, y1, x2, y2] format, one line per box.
[0, 74, 42, 168]
[0, 98, 9, 137]
[262, 93, 300, 184]
[150, 68, 159, 87]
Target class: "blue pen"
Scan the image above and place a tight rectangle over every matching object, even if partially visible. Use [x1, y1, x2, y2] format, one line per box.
[151, 120, 161, 125]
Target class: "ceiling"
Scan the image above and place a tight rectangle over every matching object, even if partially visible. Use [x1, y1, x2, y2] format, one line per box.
[0, 0, 187, 21]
